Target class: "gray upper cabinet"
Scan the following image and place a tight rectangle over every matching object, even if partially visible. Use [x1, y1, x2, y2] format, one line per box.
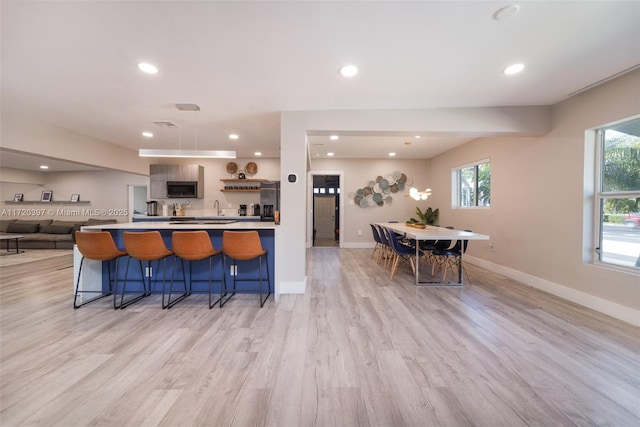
[150, 164, 204, 199]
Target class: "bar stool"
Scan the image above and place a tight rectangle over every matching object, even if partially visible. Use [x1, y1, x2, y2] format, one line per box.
[170, 231, 226, 309]
[222, 230, 271, 307]
[74, 231, 126, 309]
[119, 231, 173, 309]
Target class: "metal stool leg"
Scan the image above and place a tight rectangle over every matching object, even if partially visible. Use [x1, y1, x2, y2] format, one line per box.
[259, 254, 271, 307]
[117, 256, 148, 309]
[220, 256, 234, 307]
[74, 257, 116, 308]
[165, 257, 189, 309]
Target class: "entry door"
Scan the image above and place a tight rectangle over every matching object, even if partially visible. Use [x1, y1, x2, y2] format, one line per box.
[314, 195, 335, 239]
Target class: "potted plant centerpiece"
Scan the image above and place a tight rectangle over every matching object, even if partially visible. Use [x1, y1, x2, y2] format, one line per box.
[406, 207, 439, 228]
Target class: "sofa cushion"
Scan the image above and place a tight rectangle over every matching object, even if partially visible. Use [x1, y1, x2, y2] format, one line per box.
[40, 220, 79, 234]
[0, 219, 16, 233]
[7, 220, 44, 234]
[40, 224, 72, 234]
[28, 233, 74, 242]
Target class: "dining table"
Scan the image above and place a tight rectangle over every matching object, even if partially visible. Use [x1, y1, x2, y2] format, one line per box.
[377, 222, 490, 286]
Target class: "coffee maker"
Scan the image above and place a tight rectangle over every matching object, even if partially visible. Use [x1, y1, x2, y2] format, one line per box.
[253, 204, 260, 216]
[238, 204, 247, 216]
[146, 200, 158, 216]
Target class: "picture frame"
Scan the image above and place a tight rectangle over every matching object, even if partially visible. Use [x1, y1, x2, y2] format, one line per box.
[14, 193, 23, 202]
[41, 190, 53, 202]
[70, 194, 80, 203]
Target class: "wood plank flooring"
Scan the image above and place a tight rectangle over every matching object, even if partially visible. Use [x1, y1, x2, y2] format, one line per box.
[1, 248, 639, 426]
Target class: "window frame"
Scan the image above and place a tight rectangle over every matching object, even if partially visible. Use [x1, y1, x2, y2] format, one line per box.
[451, 158, 491, 209]
[592, 116, 640, 273]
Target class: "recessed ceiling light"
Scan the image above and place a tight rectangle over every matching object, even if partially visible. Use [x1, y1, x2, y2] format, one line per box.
[39, 165, 49, 169]
[229, 134, 239, 140]
[327, 152, 335, 157]
[142, 132, 153, 138]
[388, 152, 396, 157]
[415, 135, 421, 139]
[339, 65, 358, 77]
[493, 4, 520, 22]
[503, 63, 524, 75]
[329, 135, 339, 140]
[254, 152, 262, 156]
[137, 62, 158, 74]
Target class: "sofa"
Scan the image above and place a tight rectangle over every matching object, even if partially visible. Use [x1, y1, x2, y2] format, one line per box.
[0, 218, 117, 250]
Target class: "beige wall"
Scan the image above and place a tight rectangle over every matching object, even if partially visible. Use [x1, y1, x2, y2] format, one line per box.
[427, 69, 640, 322]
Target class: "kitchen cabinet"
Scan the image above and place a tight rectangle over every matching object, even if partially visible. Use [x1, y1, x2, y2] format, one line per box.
[150, 165, 204, 198]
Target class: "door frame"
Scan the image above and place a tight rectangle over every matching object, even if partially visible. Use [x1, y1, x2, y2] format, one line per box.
[307, 170, 343, 248]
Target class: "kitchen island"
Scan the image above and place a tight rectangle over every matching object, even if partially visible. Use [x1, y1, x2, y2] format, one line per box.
[74, 221, 278, 306]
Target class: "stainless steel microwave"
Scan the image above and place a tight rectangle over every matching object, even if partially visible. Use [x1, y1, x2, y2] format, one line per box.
[167, 181, 197, 198]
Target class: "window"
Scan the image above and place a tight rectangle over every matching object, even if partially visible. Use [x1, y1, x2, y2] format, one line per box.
[595, 117, 640, 271]
[452, 159, 491, 208]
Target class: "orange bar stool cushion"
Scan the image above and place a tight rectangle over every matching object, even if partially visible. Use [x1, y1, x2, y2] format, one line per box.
[222, 230, 266, 260]
[75, 231, 126, 261]
[124, 231, 173, 261]
[172, 231, 222, 260]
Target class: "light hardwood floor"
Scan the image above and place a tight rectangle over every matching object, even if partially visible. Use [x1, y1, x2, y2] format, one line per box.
[1, 248, 639, 426]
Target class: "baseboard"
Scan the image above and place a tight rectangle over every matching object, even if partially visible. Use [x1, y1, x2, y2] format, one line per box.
[465, 255, 640, 327]
[279, 276, 307, 294]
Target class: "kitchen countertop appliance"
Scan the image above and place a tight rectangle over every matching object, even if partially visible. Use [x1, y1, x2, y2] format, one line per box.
[253, 203, 260, 216]
[238, 204, 247, 216]
[146, 200, 158, 216]
[260, 181, 280, 222]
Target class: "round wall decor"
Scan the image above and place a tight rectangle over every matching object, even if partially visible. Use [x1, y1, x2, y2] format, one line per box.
[246, 162, 258, 175]
[226, 162, 238, 174]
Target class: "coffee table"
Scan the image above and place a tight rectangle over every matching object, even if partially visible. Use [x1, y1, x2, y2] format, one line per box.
[0, 234, 24, 255]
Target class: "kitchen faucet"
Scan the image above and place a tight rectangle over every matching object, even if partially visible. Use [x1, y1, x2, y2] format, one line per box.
[213, 199, 220, 216]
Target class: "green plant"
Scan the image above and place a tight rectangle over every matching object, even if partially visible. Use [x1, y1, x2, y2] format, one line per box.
[414, 207, 439, 225]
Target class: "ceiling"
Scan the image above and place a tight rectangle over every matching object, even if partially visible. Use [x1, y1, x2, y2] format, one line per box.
[1, 1, 639, 171]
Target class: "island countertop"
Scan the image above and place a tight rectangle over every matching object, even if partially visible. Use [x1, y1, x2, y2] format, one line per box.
[81, 220, 277, 231]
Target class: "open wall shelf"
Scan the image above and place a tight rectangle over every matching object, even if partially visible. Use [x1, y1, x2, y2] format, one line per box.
[3, 201, 91, 205]
[220, 179, 265, 192]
